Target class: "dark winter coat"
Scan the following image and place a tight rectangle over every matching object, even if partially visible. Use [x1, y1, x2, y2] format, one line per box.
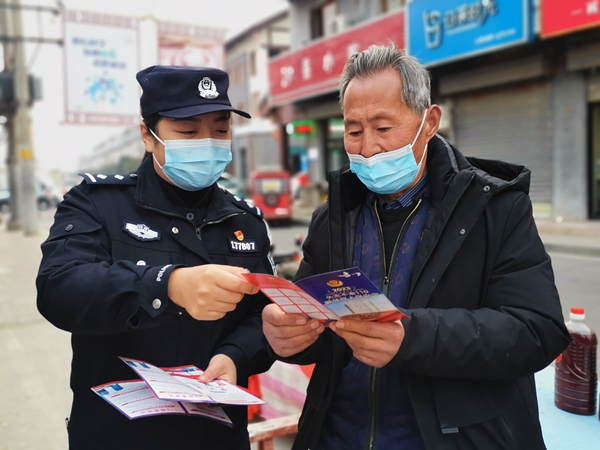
[283, 135, 570, 450]
[36, 157, 274, 449]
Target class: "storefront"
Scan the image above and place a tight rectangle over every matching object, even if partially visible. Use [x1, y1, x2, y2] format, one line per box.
[407, 0, 560, 212]
[591, 102, 600, 218]
[439, 68, 554, 215]
[406, 0, 600, 220]
[540, 0, 600, 219]
[268, 10, 406, 182]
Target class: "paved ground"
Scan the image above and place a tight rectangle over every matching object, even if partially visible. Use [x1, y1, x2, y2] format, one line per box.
[0, 211, 72, 450]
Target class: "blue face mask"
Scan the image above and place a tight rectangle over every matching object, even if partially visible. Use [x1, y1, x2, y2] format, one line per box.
[347, 109, 428, 195]
[150, 129, 232, 191]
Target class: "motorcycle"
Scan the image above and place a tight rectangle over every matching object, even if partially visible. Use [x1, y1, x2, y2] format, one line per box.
[272, 234, 305, 281]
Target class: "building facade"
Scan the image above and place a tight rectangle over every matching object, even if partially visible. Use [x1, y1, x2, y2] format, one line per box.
[225, 10, 291, 183]
[268, 0, 600, 220]
[269, 0, 406, 185]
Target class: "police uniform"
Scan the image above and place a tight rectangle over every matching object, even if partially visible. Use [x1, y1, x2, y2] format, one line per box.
[36, 66, 274, 449]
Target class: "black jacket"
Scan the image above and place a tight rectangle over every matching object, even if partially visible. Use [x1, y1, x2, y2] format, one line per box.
[36, 157, 274, 450]
[283, 136, 570, 450]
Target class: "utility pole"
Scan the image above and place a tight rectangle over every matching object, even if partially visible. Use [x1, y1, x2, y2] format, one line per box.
[1, 0, 37, 234]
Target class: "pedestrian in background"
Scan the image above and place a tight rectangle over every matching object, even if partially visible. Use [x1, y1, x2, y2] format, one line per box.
[36, 65, 274, 449]
[262, 44, 570, 449]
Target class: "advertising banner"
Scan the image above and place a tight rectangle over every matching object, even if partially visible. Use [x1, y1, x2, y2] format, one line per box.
[268, 11, 404, 106]
[158, 21, 225, 69]
[63, 10, 140, 125]
[541, 0, 600, 38]
[406, 0, 532, 67]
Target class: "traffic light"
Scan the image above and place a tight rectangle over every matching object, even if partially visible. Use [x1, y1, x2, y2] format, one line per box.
[0, 71, 43, 112]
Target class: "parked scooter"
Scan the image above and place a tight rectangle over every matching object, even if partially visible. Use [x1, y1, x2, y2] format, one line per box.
[272, 234, 305, 281]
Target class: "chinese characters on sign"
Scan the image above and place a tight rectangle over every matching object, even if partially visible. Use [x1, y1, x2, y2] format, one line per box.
[158, 21, 225, 69]
[268, 11, 405, 105]
[407, 0, 532, 67]
[63, 10, 140, 125]
[541, 0, 600, 38]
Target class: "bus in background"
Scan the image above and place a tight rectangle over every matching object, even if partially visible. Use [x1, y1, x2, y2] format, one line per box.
[249, 170, 293, 224]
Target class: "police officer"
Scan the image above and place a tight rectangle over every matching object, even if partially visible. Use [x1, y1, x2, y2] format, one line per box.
[36, 66, 275, 449]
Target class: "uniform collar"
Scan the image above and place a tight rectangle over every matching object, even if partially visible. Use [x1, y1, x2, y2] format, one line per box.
[134, 157, 242, 222]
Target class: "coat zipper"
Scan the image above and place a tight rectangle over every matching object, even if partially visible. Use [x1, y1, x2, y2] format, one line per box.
[136, 201, 244, 242]
[366, 198, 422, 450]
[196, 212, 243, 241]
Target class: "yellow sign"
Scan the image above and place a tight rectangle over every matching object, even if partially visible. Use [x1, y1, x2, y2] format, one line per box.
[18, 148, 33, 160]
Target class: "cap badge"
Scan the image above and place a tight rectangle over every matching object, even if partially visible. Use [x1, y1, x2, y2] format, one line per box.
[198, 77, 219, 99]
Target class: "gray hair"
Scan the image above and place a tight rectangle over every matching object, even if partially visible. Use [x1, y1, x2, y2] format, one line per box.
[339, 43, 431, 115]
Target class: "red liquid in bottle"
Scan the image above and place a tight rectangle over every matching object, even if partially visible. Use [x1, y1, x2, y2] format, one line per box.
[554, 307, 598, 415]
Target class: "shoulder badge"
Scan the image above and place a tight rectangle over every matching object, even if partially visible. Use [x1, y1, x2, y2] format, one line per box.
[225, 191, 264, 219]
[198, 77, 219, 99]
[80, 173, 137, 185]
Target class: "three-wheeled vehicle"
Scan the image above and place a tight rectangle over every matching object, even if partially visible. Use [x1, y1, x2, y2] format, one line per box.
[249, 170, 293, 224]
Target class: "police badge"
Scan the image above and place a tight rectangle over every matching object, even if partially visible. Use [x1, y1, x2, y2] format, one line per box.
[198, 77, 219, 99]
[123, 221, 161, 241]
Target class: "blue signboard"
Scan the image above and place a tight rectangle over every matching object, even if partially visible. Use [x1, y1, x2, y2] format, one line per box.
[407, 0, 533, 67]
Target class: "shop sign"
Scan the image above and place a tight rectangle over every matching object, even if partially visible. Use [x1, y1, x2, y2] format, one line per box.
[541, 0, 600, 38]
[268, 11, 404, 106]
[406, 0, 533, 67]
[158, 21, 225, 68]
[63, 10, 140, 125]
[286, 120, 317, 137]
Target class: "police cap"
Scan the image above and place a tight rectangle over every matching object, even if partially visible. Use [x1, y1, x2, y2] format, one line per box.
[136, 65, 251, 119]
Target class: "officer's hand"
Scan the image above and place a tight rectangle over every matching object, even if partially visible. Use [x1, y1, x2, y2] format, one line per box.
[199, 354, 237, 385]
[262, 304, 325, 357]
[330, 319, 405, 368]
[167, 265, 259, 320]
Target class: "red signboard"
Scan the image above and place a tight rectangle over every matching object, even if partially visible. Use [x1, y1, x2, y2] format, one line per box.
[268, 11, 404, 106]
[541, 0, 600, 38]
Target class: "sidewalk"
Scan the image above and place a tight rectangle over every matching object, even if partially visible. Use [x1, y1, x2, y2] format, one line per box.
[292, 201, 600, 257]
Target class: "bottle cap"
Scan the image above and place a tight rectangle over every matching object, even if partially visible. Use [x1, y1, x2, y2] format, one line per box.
[570, 307, 585, 320]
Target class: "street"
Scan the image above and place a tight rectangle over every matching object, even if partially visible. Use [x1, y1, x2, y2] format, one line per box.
[0, 211, 599, 449]
[551, 252, 600, 333]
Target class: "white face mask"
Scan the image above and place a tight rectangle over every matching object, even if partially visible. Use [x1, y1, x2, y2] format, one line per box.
[347, 109, 428, 195]
[150, 128, 232, 191]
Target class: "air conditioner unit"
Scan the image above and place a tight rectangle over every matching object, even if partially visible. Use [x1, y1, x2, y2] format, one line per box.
[326, 15, 345, 36]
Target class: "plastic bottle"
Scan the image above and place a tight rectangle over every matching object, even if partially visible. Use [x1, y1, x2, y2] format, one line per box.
[554, 307, 597, 415]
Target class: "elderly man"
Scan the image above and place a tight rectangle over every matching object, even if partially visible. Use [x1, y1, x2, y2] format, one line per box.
[262, 44, 569, 450]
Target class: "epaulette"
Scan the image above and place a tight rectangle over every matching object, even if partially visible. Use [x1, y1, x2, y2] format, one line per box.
[221, 188, 264, 219]
[79, 172, 138, 185]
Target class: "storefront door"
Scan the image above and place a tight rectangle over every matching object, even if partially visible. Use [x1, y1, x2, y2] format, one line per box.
[591, 104, 600, 219]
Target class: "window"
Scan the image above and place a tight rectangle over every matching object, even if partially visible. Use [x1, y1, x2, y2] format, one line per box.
[249, 51, 257, 77]
[381, 0, 404, 13]
[310, 7, 323, 39]
[310, 2, 336, 39]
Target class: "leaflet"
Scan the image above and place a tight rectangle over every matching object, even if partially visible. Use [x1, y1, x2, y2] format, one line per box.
[91, 380, 233, 426]
[91, 357, 265, 423]
[120, 357, 265, 406]
[243, 267, 409, 323]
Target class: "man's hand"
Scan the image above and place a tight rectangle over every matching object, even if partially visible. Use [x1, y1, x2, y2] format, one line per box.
[330, 319, 405, 368]
[199, 354, 237, 384]
[262, 304, 325, 357]
[168, 265, 259, 320]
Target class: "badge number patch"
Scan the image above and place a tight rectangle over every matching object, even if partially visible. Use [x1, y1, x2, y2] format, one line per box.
[123, 221, 161, 241]
[229, 238, 257, 253]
